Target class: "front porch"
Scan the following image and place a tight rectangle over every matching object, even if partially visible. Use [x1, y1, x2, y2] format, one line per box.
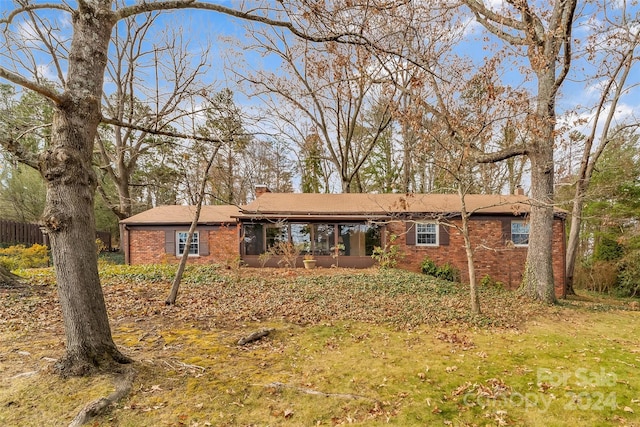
[239, 220, 384, 268]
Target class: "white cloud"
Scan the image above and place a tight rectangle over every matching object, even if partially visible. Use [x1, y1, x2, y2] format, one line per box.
[17, 20, 44, 48]
[36, 64, 57, 82]
[561, 101, 638, 143]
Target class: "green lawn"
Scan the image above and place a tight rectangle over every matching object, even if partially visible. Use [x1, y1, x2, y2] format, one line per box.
[1, 266, 639, 426]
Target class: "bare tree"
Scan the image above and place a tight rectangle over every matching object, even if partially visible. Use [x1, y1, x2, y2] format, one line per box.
[96, 13, 214, 224]
[0, 0, 357, 376]
[239, 30, 397, 193]
[241, 138, 295, 197]
[564, 2, 640, 294]
[461, 0, 577, 303]
[166, 141, 221, 305]
[418, 64, 529, 315]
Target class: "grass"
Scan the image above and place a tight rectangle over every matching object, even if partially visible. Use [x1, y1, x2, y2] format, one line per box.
[1, 265, 639, 426]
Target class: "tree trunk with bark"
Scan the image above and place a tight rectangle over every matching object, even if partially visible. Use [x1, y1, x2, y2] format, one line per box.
[0, 0, 391, 379]
[519, 47, 558, 303]
[462, 0, 577, 304]
[40, 2, 130, 376]
[565, 38, 636, 295]
[0, 265, 21, 288]
[167, 137, 221, 305]
[522, 141, 556, 303]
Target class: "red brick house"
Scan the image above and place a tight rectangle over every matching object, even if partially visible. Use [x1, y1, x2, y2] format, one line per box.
[120, 192, 567, 296]
[120, 205, 240, 266]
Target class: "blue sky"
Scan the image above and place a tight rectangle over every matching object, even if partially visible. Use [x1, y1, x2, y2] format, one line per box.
[1, 0, 638, 188]
[2, 1, 636, 119]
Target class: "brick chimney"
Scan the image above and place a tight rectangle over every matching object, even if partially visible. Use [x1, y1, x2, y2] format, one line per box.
[515, 185, 525, 196]
[255, 184, 271, 197]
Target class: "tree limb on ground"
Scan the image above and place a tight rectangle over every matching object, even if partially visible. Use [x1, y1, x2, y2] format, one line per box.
[237, 328, 274, 346]
[261, 382, 374, 401]
[68, 367, 136, 427]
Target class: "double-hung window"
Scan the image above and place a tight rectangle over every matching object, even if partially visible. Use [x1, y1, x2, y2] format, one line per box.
[511, 221, 529, 246]
[416, 222, 438, 246]
[176, 231, 199, 256]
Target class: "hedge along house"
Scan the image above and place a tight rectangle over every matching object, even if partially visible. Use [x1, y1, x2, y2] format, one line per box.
[120, 205, 240, 266]
[236, 192, 567, 296]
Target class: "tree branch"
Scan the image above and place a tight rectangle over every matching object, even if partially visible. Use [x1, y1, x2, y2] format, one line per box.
[553, 2, 577, 93]
[115, 1, 367, 44]
[0, 3, 72, 25]
[463, 0, 528, 36]
[0, 135, 41, 170]
[260, 382, 374, 401]
[464, 0, 521, 29]
[469, 10, 528, 46]
[68, 367, 136, 427]
[0, 67, 64, 105]
[100, 115, 233, 144]
[507, 0, 545, 42]
[475, 144, 528, 164]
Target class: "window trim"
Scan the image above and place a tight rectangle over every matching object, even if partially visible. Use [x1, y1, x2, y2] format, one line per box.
[176, 231, 199, 256]
[415, 221, 439, 247]
[511, 220, 529, 247]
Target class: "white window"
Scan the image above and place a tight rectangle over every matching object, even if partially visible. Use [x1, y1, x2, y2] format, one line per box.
[511, 221, 529, 246]
[176, 231, 199, 256]
[416, 222, 438, 246]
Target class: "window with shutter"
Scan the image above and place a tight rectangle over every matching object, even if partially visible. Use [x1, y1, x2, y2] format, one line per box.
[416, 222, 439, 246]
[176, 231, 199, 256]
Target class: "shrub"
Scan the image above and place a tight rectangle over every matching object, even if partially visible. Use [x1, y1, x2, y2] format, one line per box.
[480, 274, 504, 289]
[95, 238, 107, 254]
[98, 251, 125, 265]
[258, 252, 272, 267]
[575, 260, 618, 294]
[420, 257, 438, 276]
[0, 243, 50, 270]
[436, 262, 460, 282]
[420, 256, 460, 282]
[616, 250, 640, 297]
[371, 234, 404, 269]
[594, 237, 623, 262]
[268, 241, 300, 268]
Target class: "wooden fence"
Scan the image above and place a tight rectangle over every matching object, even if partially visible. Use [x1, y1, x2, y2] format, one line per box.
[0, 220, 112, 251]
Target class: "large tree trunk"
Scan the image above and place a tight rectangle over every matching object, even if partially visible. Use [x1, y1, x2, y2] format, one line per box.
[40, 1, 130, 377]
[460, 0, 576, 304]
[522, 146, 556, 303]
[520, 68, 557, 304]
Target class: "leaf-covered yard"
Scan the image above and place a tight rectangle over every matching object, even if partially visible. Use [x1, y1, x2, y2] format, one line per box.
[1, 266, 639, 426]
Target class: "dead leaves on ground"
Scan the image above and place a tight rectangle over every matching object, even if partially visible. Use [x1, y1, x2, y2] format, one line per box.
[2, 267, 546, 337]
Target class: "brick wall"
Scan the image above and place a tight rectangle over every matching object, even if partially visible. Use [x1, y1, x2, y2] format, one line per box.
[127, 225, 239, 266]
[126, 217, 566, 296]
[388, 217, 566, 297]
